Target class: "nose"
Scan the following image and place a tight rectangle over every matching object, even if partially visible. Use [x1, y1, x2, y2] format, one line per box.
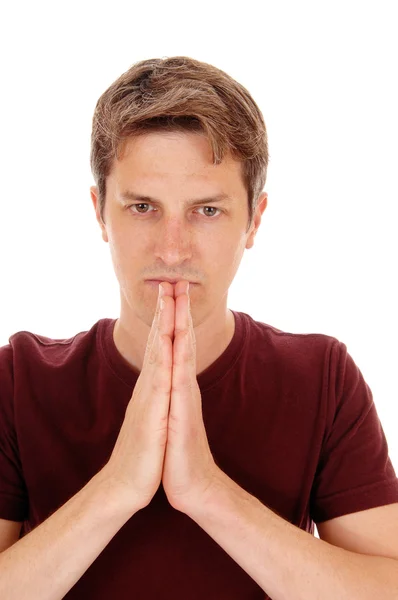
[153, 218, 193, 266]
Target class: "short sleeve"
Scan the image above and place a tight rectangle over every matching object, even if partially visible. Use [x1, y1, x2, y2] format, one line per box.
[0, 343, 29, 521]
[310, 340, 398, 524]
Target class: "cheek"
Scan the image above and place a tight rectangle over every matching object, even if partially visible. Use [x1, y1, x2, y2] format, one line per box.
[107, 234, 142, 284]
[217, 238, 246, 282]
[217, 235, 245, 266]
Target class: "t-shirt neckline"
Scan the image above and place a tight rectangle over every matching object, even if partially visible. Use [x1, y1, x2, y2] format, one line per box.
[99, 310, 246, 392]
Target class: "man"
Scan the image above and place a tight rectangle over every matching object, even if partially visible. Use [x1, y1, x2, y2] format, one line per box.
[1, 56, 398, 599]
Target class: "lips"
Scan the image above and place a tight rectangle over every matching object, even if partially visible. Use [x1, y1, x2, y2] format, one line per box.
[146, 279, 197, 287]
[147, 278, 194, 284]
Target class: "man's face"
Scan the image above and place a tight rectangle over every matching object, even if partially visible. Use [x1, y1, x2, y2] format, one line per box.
[91, 131, 266, 328]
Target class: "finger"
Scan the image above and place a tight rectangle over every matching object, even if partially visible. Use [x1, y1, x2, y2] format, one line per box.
[172, 284, 195, 387]
[174, 282, 190, 338]
[151, 294, 173, 374]
[145, 283, 166, 353]
[174, 280, 189, 299]
[136, 285, 171, 428]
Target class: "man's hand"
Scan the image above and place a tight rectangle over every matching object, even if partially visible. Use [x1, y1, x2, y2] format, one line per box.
[103, 282, 174, 512]
[161, 280, 220, 512]
[104, 279, 219, 514]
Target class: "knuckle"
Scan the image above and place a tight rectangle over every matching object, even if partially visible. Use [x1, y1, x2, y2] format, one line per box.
[151, 377, 169, 395]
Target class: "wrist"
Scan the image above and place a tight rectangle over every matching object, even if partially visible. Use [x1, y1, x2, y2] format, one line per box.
[90, 467, 144, 520]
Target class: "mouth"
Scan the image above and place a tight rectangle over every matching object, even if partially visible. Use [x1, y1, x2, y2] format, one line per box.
[146, 279, 197, 286]
[146, 278, 197, 284]
[148, 279, 178, 284]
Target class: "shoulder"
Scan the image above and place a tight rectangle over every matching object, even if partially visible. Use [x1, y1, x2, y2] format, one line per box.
[239, 309, 343, 368]
[6, 319, 107, 368]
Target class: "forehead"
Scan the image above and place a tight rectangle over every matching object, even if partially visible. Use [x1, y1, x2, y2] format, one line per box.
[110, 131, 245, 193]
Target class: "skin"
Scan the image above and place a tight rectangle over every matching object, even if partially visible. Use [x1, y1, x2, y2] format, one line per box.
[90, 131, 268, 376]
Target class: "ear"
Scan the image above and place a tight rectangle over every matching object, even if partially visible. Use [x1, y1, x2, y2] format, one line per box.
[245, 192, 268, 250]
[90, 186, 108, 243]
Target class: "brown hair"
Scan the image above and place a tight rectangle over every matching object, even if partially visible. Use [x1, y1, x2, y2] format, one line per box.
[90, 56, 269, 232]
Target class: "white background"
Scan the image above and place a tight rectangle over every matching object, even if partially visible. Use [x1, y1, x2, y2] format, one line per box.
[1, 0, 397, 499]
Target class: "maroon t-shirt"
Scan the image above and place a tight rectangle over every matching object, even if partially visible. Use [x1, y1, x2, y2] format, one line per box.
[1, 310, 398, 599]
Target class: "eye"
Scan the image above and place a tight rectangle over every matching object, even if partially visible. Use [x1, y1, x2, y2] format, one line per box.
[128, 203, 222, 218]
[129, 203, 155, 215]
[196, 206, 221, 218]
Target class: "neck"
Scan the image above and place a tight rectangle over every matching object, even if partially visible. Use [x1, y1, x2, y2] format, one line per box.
[112, 302, 235, 377]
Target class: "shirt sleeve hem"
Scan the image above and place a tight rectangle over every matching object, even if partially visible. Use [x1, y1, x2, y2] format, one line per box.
[0, 493, 28, 522]
[312, 477, 398, 524]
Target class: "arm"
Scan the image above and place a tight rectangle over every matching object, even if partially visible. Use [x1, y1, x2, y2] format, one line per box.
[0, 468, 138, 600]
[185, 470, 398, 600]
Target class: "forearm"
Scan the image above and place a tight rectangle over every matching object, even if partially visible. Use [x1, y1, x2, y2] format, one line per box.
[0, 468, 138, 600]
[187, 471, 398, 600]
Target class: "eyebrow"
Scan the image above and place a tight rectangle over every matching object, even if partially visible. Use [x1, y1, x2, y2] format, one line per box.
[119, 190, 233, 206]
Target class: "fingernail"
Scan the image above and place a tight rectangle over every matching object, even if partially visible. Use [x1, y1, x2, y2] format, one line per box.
[159, 283, 164, 297]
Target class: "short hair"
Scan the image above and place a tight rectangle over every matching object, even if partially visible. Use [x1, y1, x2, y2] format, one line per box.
[90, 56, 269, 232]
